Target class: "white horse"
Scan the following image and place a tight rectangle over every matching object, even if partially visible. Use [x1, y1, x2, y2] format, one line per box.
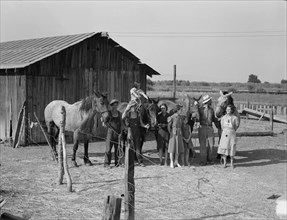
[44, 91, 110, 167]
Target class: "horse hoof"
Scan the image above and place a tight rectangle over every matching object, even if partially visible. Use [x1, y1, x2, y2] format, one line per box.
[72, 160, 78, 167]
[84, 160, 92, 166]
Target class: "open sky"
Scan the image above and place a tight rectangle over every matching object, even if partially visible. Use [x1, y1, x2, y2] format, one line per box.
[0, 0, 286, 83]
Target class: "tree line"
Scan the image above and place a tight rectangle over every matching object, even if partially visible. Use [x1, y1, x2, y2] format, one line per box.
[147, 74, 287, 93]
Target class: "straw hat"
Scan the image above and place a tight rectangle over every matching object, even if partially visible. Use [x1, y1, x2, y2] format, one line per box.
[202, 95, 212, 104]
[109, 99, 119, 106]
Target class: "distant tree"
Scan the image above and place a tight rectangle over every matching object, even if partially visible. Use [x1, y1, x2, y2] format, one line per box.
[263, 81, 270, 84]
[281, 79, 287, 84]
[166, 80, 173, 86]
[247, 84, 255, 92]
[183, 80, 190, 87]
[147, 78, 154, 86]
[248, 74, 261, 83]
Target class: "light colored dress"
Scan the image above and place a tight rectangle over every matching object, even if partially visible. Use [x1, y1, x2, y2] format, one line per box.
[217, 114, 240, 156]
[168, 113, 184, 154]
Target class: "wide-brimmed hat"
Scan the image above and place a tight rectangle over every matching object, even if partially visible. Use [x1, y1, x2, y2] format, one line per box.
[202, 95, 212, 104]
[109, 99, 119, 106]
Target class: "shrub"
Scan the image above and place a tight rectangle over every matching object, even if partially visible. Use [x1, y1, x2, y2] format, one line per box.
[147, 85, 154, 91]
[247, 84, 256, 92]
[228, 88, 237, 93]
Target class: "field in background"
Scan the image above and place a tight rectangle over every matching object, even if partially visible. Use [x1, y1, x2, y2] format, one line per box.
[148, 90, 287, 105]
[147, 80, 287, 105]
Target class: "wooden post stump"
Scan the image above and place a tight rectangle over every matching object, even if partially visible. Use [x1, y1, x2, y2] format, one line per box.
[102, 195, 122, 220]
[124, 128, 135, 220]
[270, 105, 274, 132]
[58, 106, 72, 192]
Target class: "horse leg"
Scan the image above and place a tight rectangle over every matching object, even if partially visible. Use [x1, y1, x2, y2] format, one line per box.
[83, 138, 92, 166]
[49, 121, 58, 160]
[72, 131, 79, 167]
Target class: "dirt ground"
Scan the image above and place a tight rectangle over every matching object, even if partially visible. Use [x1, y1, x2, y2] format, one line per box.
[0, 119, 286, 220]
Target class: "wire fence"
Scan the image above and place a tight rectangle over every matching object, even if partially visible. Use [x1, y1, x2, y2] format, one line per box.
[1, 113, 273, 219]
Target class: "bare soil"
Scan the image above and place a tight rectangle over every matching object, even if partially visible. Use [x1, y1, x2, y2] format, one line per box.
[0, 119, 286, 220]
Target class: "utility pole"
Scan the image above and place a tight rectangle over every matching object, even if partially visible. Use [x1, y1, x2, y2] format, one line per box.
[173, 65, 176, 101]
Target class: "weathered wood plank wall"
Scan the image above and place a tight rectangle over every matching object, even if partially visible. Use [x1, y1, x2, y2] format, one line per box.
[0, 71, 26, 142]
[22, 35, 145, 143]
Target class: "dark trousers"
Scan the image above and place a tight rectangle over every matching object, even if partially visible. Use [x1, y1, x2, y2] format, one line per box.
[104, 135, 119, 166]
[198, 126, 215, 163]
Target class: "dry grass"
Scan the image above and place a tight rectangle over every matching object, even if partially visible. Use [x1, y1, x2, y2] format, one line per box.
[0, 119, 286, 219]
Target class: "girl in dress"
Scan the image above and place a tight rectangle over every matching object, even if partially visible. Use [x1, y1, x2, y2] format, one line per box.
[182, 116, 195, 166]
[217, 104, 240, 168]
[168, 104, 184, 168]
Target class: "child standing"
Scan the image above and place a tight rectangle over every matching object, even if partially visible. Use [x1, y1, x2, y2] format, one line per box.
[168, 104, 184, 168]
[182, 116, 195, 166]
[156, 103, 170, 166]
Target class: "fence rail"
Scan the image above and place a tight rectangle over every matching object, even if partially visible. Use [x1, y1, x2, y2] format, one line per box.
[232, 101, 287, 116]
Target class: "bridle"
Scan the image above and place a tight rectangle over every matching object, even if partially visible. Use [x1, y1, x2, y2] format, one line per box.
[94, 100, 109, 122]
[145, 102, 157, 129]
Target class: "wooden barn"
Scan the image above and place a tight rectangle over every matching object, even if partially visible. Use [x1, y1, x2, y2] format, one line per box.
[0, 32, 160, 145]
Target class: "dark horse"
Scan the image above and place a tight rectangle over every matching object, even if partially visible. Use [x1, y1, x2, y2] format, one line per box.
[44, 91, 110, 167]
[117, 99, 158, 165]
[215, 91, 240, 128]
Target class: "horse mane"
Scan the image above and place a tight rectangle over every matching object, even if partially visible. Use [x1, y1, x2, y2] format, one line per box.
[79, 95, 96, 113]
[225, 95, 234, 106]
[80, 111, 98, 134]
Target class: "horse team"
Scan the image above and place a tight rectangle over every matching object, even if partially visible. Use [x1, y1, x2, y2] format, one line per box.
[44, 90, 238, 168]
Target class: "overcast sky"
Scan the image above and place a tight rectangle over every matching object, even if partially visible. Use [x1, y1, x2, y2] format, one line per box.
[0, 0, 286, 83]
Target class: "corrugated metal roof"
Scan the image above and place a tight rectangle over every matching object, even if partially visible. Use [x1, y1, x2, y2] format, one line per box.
[139, 63, 160, 76]
[0, 32, 97, 69]
[0, 32, 160, 76]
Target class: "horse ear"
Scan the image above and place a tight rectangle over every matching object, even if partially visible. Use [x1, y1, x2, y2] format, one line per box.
[156, 97, 159, 103]
[197, 95, 202, 102]
[227, 92, 233, 96]
[220, 90, 224, 96]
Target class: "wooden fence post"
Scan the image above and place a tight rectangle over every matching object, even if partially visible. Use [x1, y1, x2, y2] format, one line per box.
[58, 106, 72, 192]
[270, 105, 274, 132]
[102, 195, 122, 220]
[246, 99, 250, 120]
[124, 128, 135, 220]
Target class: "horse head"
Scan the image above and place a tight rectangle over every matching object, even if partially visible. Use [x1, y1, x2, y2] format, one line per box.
[93, 90, 110, 123]
[149, 97, 160, 114]
[142, 99, 158, 129]
[215, 91, 234, 118]
[184, 95, 201, 122]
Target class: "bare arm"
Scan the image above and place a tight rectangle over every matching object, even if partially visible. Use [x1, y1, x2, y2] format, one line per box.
[131, 88, 140, 99]
[167, 116, 173, 134]
[233, 116, 240, 131]
[137, 89, 149, 100]
[187, 126, 192, 142]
